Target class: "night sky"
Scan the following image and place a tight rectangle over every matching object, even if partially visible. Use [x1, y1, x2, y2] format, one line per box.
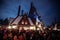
[0, 0, 60, 26]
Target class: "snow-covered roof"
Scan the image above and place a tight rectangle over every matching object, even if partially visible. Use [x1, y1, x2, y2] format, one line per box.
[9, 18, 14, 24]
[28, 18, 34, 25]
[12, 16, 22, 25]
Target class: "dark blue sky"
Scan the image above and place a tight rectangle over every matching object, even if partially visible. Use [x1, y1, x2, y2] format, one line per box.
[0, 0, 60, 26]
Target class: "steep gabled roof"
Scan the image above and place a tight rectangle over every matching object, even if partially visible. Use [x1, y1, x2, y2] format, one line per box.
[9, 17, 14, 24]
[11, 16, 22, 25]
[10, 13, 36, 26]
[18, 14, 34, 26]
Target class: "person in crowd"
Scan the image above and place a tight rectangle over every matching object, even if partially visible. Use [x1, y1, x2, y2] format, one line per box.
[0, 28, 4, 40]
[18, 33, 25, 40]
[13, 35, 18, 40]
[26, 30, 31, 40]
[8, 32, 13, 40]
[3, 33, 8, 40]
[30, 33, 35, 40]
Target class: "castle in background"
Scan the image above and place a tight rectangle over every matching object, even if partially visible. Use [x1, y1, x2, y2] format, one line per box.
[8, 2, 44, 31]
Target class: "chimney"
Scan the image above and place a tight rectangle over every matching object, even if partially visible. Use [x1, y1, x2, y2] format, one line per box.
[17, 5, 20, 16]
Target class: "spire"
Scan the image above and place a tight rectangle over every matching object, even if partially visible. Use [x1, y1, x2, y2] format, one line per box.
[17, 5, 20, 16]
[29, 2, 36, 14]
[31, 2, 34, 7]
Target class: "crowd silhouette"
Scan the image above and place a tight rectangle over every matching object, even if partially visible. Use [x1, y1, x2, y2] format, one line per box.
[0, 28, 60, 40]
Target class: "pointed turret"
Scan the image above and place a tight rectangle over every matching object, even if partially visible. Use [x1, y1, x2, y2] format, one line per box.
[29, 2, 36, 14]
[29, 2, 36, 18]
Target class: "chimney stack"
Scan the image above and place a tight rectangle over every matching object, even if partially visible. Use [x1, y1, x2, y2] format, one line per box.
[17, 5, 20, 16]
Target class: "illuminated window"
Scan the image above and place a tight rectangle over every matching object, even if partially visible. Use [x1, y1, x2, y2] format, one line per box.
[22, 21, 24, 24]
[25, 22, 28, 24]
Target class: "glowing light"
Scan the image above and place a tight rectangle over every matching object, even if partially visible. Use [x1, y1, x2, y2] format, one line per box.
[43, 27, 46, 29]
[30, 27, 33, 30]
[37, 28, 40, 30]
[24, 27, 29, 30]
[8, 26, 11, 29]
[12, 26, 17, 29]
[38, 24, 43, 31]
[19, 27, 23, 30]
[53, 26, 57, 30]
[22, 21, 24, 24]
[25, 22, 28, 24]
[30, 26, 36, 30]
[53, 24, 57, 30]
[38, 24, 41, 28]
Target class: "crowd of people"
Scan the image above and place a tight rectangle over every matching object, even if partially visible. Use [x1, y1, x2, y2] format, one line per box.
[0, 28, 60, 40]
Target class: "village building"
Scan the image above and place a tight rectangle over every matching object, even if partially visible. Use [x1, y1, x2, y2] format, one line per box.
[8, 3, 44, 31]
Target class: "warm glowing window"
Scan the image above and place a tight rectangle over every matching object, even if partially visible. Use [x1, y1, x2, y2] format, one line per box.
[25, 22, 28, 24]
[22, 21, 24, 24]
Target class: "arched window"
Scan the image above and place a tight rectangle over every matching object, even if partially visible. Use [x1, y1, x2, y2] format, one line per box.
[22, 21, 24, 24]
[25, 21, 28, 25]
